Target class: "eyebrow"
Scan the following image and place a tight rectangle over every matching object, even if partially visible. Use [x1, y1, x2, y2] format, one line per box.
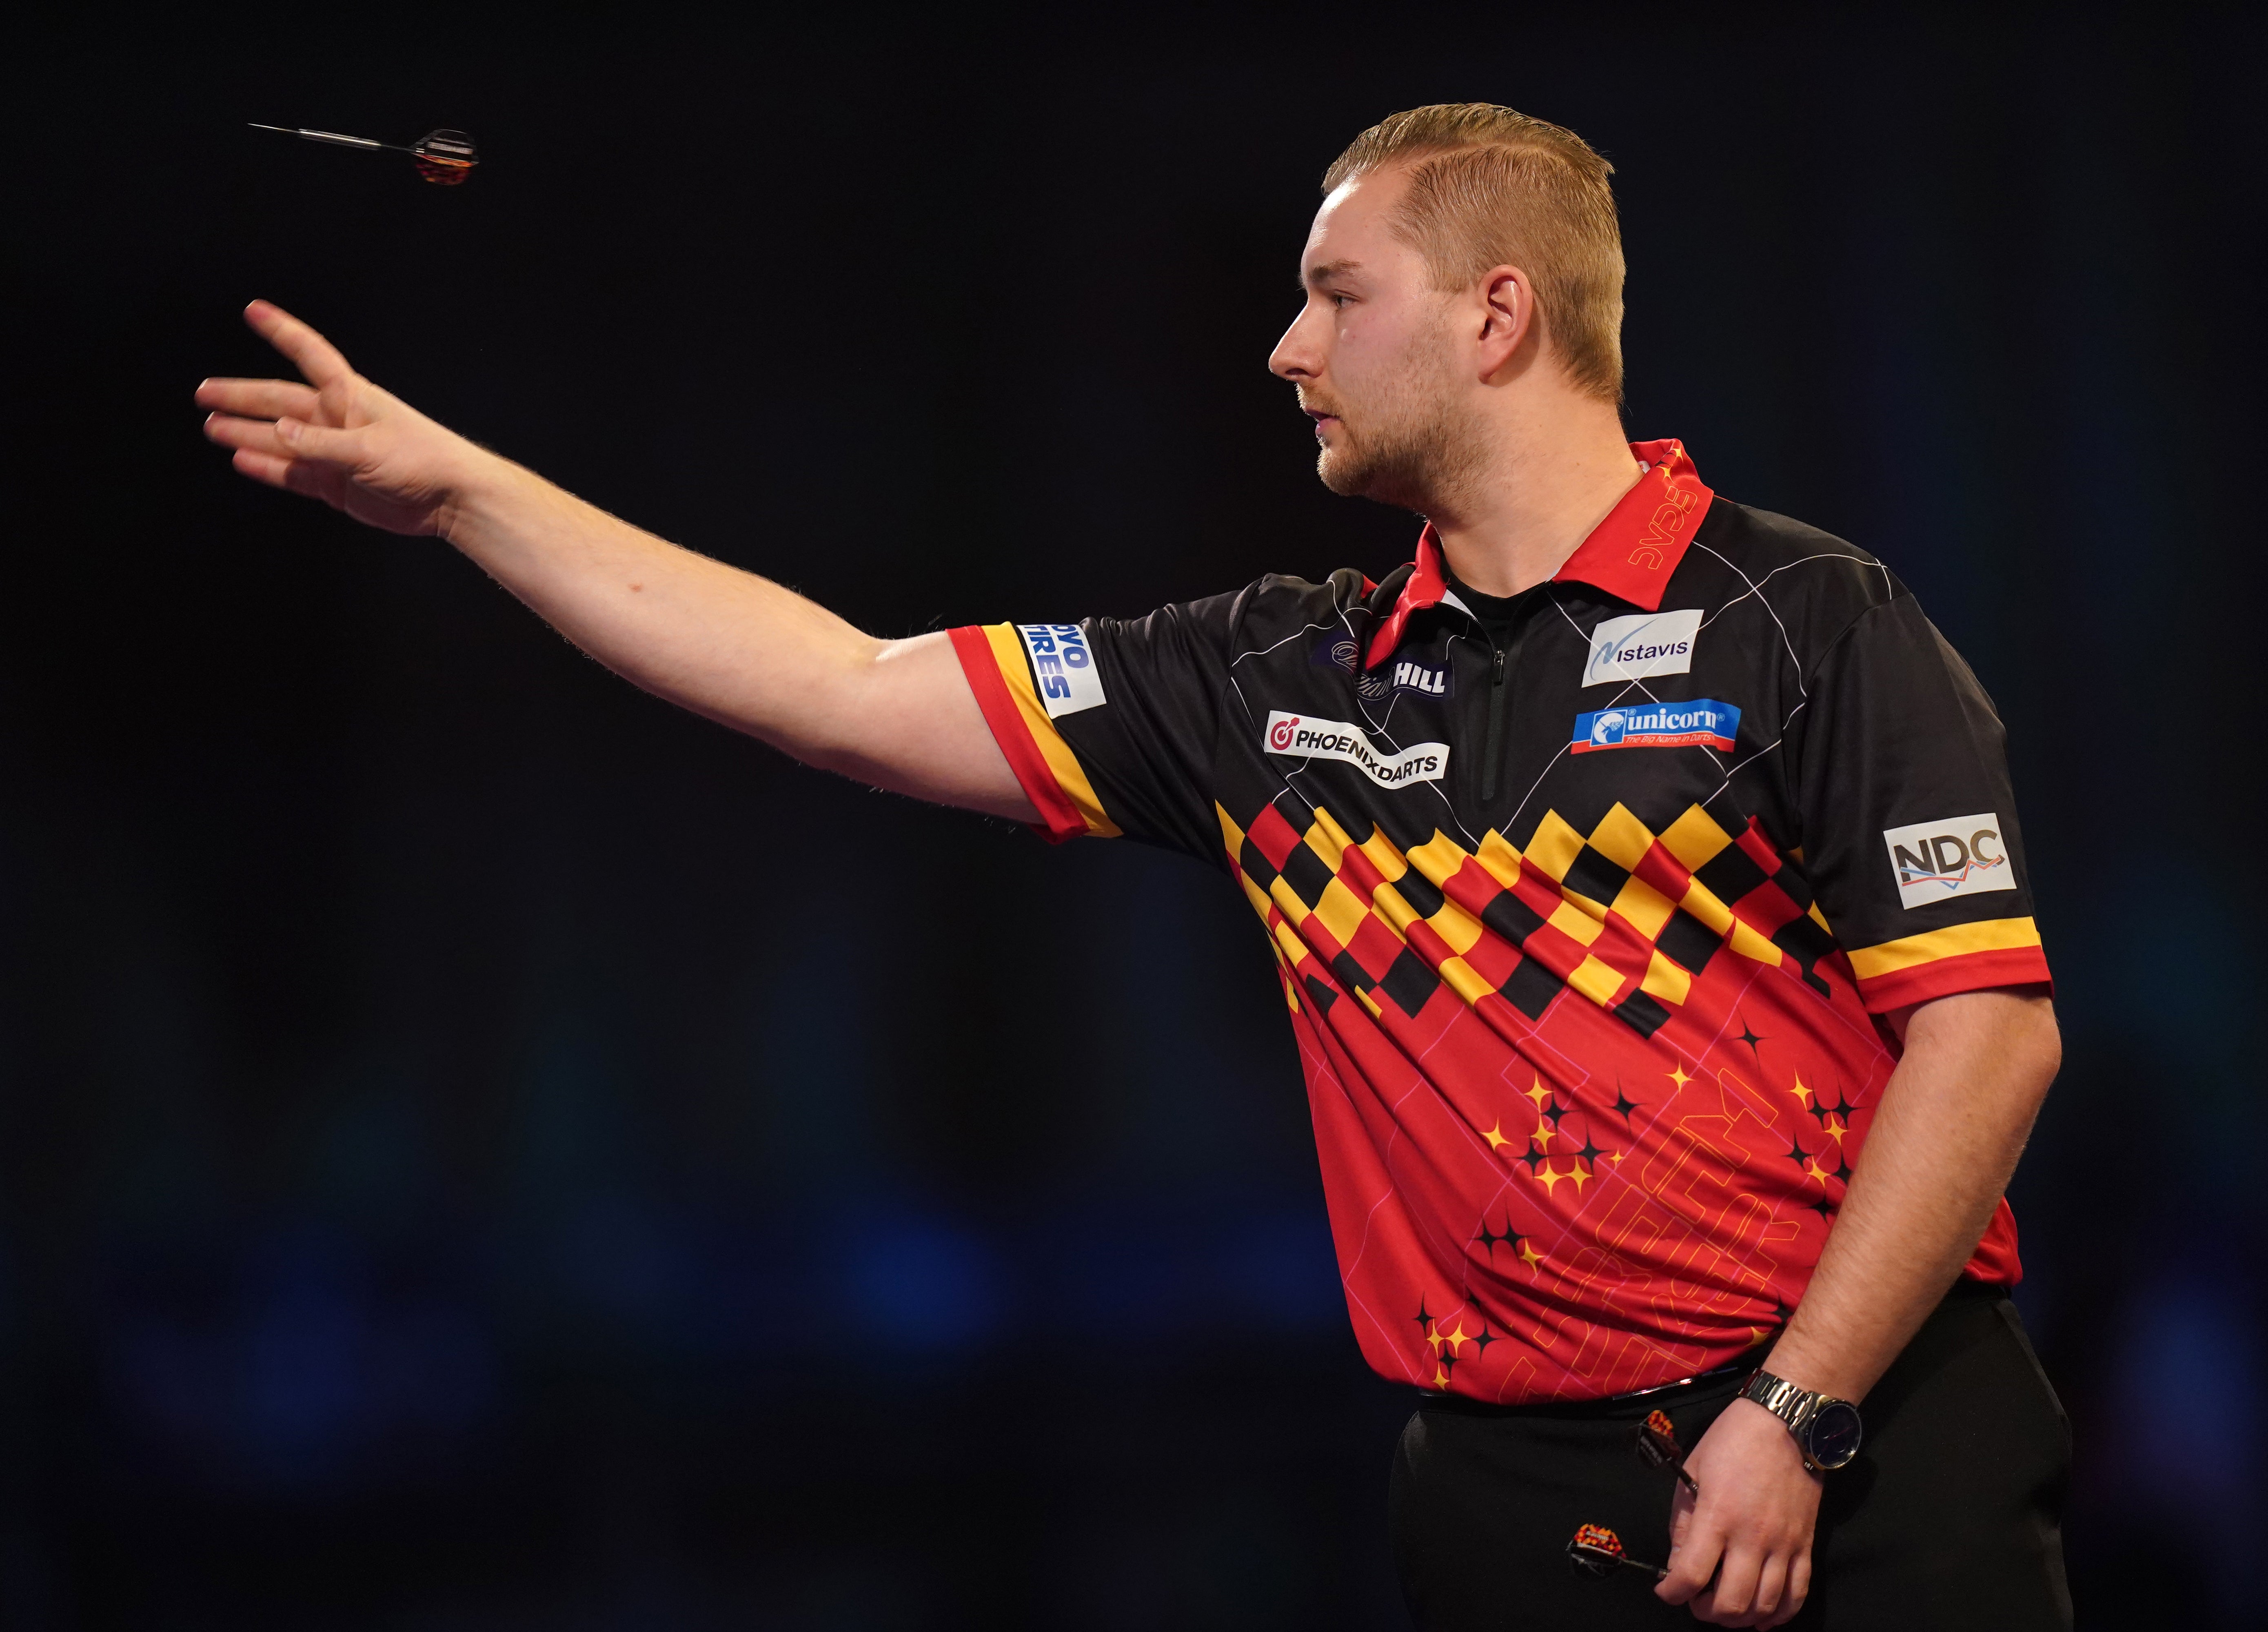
[1302, 257, 1364, 290]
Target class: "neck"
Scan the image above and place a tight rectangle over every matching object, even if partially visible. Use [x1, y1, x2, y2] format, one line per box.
[1425, 391, 1642, 597]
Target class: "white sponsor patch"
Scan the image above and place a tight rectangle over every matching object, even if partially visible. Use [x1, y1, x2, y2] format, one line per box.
[1882, 813, 2016, 909]
[1582, 608, 1703, 687]
[1016, 623, 1107, 717]
[1263, 711, 1449, 788]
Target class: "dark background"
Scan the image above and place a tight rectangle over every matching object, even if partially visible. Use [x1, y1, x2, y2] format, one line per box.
[5, 10, 2262, 1628]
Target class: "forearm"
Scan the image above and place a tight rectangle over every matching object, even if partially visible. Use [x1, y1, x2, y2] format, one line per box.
[437, 453, 886, 763]
[1766, 989, 2059, 1402]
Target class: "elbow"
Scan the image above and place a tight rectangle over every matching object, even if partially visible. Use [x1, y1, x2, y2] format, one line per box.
[2022, 995, 2063, 1107]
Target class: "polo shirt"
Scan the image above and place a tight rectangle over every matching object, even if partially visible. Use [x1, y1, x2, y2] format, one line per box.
[949, 439, 2052, 1404]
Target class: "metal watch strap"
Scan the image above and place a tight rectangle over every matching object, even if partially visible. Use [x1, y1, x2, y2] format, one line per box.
[1742, 1368, 1826, 1468]
[1741, 1368, 1816, 1433]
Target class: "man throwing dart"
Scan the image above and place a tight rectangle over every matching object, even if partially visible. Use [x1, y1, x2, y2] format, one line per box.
[198, 104, 2070, 1630]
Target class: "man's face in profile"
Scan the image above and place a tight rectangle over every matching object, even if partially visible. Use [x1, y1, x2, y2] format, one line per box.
[1270, 164, 1478, 514]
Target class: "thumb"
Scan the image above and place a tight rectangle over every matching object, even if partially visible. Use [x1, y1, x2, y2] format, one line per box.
[273, 416, 368, 466]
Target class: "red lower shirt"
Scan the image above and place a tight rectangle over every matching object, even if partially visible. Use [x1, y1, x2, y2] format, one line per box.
[952, 442, 2049, 1403]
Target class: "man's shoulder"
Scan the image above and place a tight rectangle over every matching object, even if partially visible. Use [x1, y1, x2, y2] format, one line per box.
[1107, 568, 1375, 658]
[1691, 497, 1909, 654]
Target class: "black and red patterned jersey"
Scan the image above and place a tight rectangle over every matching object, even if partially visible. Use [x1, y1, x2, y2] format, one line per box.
[949, 440, 2052, 1404]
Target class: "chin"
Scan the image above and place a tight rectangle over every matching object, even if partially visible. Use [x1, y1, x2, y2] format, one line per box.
[1317, 448, 1374, 499]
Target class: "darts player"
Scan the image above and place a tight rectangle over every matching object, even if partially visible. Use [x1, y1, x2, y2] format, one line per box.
[197, 104, 2070, 1630]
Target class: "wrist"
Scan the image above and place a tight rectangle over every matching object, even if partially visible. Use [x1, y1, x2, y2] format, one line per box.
[435, 446, 531, 548]
[1740, 1366, 1864, 1473]
[1758, 1331, 1866, 1404]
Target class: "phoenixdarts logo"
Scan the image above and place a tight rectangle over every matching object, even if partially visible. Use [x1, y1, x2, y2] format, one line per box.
[1262, 712, 1448, 788]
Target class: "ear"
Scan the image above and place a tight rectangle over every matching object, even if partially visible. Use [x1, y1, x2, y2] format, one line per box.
[1475, 265, 1537, 382]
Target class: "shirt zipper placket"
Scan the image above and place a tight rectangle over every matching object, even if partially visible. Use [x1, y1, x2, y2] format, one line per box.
[1481, 642, 1509, 804]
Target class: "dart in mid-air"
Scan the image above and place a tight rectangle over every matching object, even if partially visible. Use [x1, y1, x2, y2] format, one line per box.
[248, 124, 477, 185]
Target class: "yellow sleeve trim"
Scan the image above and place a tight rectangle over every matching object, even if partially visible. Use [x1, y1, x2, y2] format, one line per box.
[979, 623, 1120, 838]
[1846, 916, 2041, 981]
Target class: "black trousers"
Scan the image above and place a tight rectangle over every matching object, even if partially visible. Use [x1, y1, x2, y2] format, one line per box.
[1388, 1282, 2072, 1631]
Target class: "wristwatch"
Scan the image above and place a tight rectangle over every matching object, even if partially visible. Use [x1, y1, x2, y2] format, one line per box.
[1738, 1369, 1864, 1472]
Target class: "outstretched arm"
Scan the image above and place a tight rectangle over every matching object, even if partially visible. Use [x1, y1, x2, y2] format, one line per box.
[197, 301, 1034, 820]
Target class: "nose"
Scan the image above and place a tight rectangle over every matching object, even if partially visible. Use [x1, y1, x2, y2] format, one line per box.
[1269, 303, 1320, 383]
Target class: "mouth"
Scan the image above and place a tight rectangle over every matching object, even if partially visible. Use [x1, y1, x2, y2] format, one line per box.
[1304, 406, 1342, 439]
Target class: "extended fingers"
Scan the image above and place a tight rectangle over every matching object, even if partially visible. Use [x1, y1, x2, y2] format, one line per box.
[196, 377, 322, 421]
[229, 448, 344, 506]
[244, 299, 355, 389]
[206, 410, 366, 466]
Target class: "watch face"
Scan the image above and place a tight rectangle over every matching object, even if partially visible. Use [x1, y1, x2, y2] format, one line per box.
[1804, 1401, 1864, 1469]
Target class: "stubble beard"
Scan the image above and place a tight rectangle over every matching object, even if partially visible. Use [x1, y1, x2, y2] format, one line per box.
[1313, 325, 1487, 517]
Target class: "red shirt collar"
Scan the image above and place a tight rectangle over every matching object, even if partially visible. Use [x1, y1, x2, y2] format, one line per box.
[1364, 439, 1715, 668]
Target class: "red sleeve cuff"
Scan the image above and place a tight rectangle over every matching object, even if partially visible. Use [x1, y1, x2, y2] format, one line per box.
[948, 625, 1089, 845]
[1846, 918, 2052, 1012]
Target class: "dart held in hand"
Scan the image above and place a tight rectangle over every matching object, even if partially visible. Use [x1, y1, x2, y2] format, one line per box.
[1634, 1408, 1701, 1496]
[1565, 1524, 1670, 1581]
[248, 124, 477, 184]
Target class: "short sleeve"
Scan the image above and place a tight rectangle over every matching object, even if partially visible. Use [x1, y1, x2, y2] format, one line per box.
[949, 592, 1241, 861]
[1788, 595, 2053, 1012]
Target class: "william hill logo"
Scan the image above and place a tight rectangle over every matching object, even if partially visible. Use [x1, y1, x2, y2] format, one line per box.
[1262, 712, 1448, 788]
[1882, 813, 2016, 909]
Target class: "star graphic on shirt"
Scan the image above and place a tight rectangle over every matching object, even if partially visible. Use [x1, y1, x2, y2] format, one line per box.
[1529, 1119, 1556, 1151]
[1611, 1079, 1639, 1118]
[1439, 1319, 1476, 1355]
[1576, 1136, 1605, 1166]
[1782, 1138, 1811, 1171]
[1434, 1362, 1452, 1388]
[1568, 1160, 1594, 1193]
[1476, 1218, 1524, 1260]
[1413, 1300, 1434, 1333]
[1667, 1062, 1695, 1091]
[1482, 1122, 1511, 1151]
[1542, 1099, 1569, 1128]
[1519, 1239, 1544, 1269]
[1807, 1197, 1836, 1220]
[1831, 1158, 1853, 1184]
[1517, 1145, 1548, 1173]
[1790, 1073, 1813, 1107]
[1822, 1114, 1849, 1146]
[1805, 1157, 1836, 1185]
[1471, 1321, 1498, 1356]
[1807, 1090, 1855, 1129]
[1533, 1160, 1577, 1197]
[1522, 1076, 1552, 1111]
[1735, 1018, 1764, 1053]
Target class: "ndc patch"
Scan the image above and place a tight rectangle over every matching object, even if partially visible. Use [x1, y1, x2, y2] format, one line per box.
[1263, 711, 1449, 788]
[1882, 813, 2015, 909]
[1583, 609, 1702, 687]
[1016, 623, 1107, 718]
[1571, 699, 1739, 754]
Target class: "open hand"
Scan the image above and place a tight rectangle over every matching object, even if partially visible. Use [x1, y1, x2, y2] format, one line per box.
[197, 301, 489, 537]
[1656, 1397, 1820, 1627]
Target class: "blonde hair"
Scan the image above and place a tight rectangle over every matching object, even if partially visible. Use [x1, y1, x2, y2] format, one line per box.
[1324, 104, 1625, 402]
